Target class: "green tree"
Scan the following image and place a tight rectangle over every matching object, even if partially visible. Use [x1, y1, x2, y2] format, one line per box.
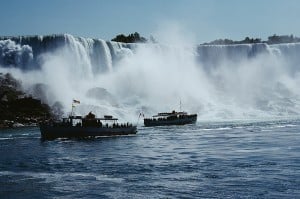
[111, 32, 147, 43]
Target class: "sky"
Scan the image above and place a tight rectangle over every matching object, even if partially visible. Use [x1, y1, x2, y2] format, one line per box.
[1, 0, 300, 43]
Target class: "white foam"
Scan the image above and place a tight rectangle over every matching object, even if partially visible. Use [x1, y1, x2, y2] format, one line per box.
[0, 171, 124, 183]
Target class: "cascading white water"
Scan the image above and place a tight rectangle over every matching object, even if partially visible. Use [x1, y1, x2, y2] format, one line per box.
[1, 34, 300, 121]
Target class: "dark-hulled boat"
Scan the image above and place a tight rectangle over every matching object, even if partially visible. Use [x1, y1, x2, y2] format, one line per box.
[144, 110, 197, 127]
[40, 112, 137, 140]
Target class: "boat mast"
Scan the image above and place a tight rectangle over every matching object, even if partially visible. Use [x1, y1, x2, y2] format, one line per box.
[179, 99, 182, 112]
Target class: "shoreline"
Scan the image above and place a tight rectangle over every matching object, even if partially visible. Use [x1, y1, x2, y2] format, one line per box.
[0, 120, 39, 129]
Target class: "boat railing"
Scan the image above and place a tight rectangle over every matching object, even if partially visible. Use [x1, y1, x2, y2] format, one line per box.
[153, 111, 188, 118]
[145, 113, 196, 122]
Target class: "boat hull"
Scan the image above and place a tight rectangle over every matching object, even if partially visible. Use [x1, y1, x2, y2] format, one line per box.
[144, 114, 197, 127]
[40, 125, 137, 140]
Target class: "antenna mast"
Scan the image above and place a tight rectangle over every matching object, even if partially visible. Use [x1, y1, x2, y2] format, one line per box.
[179, 99, 182, 112]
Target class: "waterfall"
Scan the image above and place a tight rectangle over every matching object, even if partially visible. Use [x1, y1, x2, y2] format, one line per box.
[1, 34, 300, 121]
[0, 34, 133, 74]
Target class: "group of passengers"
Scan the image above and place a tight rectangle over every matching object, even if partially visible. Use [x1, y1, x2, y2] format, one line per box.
[112, 122, 132, 128]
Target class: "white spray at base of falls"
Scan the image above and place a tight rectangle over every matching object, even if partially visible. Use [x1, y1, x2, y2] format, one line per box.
[1, 34, 300, 122]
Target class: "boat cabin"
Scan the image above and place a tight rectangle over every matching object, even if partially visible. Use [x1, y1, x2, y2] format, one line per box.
[56, 112, 132, 128]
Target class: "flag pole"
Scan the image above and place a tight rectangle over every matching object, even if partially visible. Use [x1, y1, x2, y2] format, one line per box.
[71, 100, 74, 117]
[71, 99, 80, 117]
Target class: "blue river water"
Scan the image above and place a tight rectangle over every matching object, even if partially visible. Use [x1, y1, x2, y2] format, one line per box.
[0, 120, 300, 198]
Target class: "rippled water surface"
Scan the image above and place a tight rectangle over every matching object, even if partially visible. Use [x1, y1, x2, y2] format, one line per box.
[1, 120, 300, 198]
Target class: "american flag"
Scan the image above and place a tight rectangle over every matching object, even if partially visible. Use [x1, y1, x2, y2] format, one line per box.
[73, 99, 80, 104]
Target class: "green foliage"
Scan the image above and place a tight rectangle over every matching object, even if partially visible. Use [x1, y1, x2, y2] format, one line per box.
[267, 34, 300, 44]
[202, 34, 300, 45]
[0, 73, 53, 126]
[111, 32, 147, 43]
[203, 37, 262, 45]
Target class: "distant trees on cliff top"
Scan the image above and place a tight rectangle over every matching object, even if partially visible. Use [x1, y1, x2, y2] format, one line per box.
[111, 32, 300, 45]
[111, 32, 147, 43]
[202, 34, 300, 45]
